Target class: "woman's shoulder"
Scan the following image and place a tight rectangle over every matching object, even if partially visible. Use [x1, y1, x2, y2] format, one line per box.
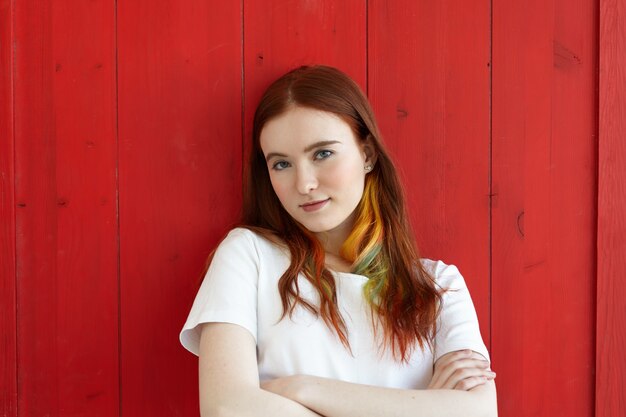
[215, 227, 256, 250]
[222, 226, 256, 242]
[419, 258, 467, 290]
[204, 227, 290, 278]
[218, 226, 287, 256]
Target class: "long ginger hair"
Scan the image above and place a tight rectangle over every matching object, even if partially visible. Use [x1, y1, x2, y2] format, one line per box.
[241, 65, 442, 362]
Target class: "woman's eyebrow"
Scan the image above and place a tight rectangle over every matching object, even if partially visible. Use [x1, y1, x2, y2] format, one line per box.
[265, 140, 341, 162]
[265, 151, 287, 162]
[303, 140, 341, 152]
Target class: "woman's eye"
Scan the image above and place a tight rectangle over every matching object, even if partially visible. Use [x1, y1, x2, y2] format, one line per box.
[272, 161, 290, 171]
[314, 150, 333, 160]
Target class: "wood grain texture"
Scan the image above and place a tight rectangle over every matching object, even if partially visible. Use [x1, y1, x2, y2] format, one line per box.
[117, 1, 243, 415]
[244, 0, 366, 144]
[492, 0, 596, 415]
[14, 0, 119, 415]
[0, 0, 17, 415]
[368, 0, 491, 346]
[597, 0, 626, 415]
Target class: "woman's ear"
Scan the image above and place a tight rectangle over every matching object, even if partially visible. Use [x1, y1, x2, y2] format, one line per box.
[362, 134, 378, 167]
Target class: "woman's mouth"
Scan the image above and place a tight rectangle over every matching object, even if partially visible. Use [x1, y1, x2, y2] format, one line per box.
[300, 198, 330, 212]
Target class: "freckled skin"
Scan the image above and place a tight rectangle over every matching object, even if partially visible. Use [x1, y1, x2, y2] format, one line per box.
[260, 107, 370, 249]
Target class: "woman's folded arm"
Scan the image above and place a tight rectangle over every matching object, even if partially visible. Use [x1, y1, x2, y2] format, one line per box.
[198, 323, 321, 417]
[260, 350, 497, 417]
[198, 322, 496, 417]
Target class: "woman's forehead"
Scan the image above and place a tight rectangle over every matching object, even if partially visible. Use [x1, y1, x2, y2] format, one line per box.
[260, 107, 356, 152]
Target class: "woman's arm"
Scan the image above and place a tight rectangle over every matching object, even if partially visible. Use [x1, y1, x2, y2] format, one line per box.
[261, 350, 497, 417]
[198, 323, 321, 417]
[264, 376, 496, 417]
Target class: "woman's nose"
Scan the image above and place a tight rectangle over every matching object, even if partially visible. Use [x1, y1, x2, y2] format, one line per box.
[295, 165, 318, 195]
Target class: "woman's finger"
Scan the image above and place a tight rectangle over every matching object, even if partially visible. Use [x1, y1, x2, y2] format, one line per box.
[441, 367, 496, 390]
[453, 376, 492, 391]
[432, 358, 491, 388]
[430, 350, 475, 387]
[429, 350, 494, 390]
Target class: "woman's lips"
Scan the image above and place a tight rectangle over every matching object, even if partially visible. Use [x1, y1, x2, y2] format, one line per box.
[300, 198, 330, 212]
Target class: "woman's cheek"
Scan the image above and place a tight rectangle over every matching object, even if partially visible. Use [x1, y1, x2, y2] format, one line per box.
[326, 158, 363, 187]
[269, 175, 288, 202]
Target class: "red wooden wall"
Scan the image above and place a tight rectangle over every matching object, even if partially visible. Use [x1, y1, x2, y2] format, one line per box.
[492, 0, 598, 415]
[597, 0, 626, 415]
[0, 1, 623, 416]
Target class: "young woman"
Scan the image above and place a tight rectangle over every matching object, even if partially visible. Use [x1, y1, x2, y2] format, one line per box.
[180, 65, 497, 417]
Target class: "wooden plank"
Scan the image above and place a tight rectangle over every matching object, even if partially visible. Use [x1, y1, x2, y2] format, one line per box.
[0, 0, 17, 415]
[14, 0, 119, 415]
[597, 0, 626, 415]
[368, 0, 491, 345]
[492, 0, 596, 415]
[244, 0, 366, 143]
[117, 2, 243, 415]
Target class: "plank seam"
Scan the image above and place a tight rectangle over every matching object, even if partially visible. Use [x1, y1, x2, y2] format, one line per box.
[114, 1, 122, 416]
[592, 0, 599, 414]
[365, 0, 369, 96]
[12, 0, 19, 415]
[488, 0, 493, 357]
[241, 0, 245, 198]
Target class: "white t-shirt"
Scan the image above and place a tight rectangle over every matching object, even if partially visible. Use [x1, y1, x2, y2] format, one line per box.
[179, 227, 489, 389]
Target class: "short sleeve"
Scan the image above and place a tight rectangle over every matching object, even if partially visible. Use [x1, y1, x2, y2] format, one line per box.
[425, 260, 490, 364]
[179, 228, 260, 356]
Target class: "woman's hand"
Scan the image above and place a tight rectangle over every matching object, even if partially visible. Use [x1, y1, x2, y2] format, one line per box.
[427, 349, 496, 391]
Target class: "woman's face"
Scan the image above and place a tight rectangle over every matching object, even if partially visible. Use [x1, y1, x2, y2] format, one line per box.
[260, 106, 372, 240]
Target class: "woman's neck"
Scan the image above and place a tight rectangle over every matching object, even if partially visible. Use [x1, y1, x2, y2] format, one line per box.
[324, 252, 353, 273]
[314, 216, 353, 256]
[313, 212, 356, 272]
